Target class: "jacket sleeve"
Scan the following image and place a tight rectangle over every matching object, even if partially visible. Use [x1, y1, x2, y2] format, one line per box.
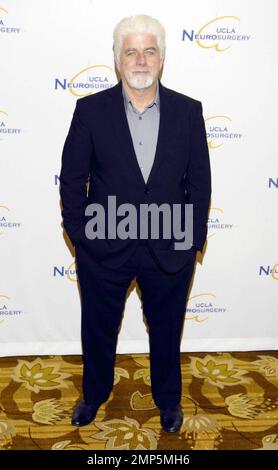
[184, 101, 211, 253]
[59, 99, 92, 246]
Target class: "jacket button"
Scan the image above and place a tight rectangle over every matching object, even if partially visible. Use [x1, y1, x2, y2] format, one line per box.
[144, 188, 149, 194]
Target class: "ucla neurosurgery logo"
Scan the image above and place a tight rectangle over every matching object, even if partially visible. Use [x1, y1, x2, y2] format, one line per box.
[0, 205, 21, 236]
[208, 207, 234, 240]
[186, 293, 227, 323]
[0, 110, 22, 140]
[53, 260, 78, 283]
[268, 178, 278, 189]
[182, 16, 250, 51]
[205, 115, 242, 149]
[259, 263, 278, 280]
[0, 6, 21, 34]
[55, 65, 116, 97]
[0, 294, 23, 324]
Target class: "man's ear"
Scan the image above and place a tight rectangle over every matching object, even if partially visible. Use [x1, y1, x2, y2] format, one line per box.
[114, 57, 120, 73]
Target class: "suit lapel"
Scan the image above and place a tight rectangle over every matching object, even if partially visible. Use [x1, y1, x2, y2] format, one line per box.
[106, 79, 175, 188]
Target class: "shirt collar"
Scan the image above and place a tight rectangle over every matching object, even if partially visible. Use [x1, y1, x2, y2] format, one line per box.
[122, 80, 160, 113]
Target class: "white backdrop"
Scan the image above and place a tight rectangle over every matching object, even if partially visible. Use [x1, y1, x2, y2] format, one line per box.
[1, 0, 277, 356]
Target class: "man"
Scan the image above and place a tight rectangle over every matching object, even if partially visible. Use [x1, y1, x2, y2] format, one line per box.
[59, 14, 211, 433]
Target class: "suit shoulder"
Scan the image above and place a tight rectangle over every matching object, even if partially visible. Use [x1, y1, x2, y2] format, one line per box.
[76, 86, 112, 109]
[164, 84, 202, 109]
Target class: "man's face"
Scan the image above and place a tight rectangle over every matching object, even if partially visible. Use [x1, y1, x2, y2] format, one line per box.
[116, 32, 164, 90]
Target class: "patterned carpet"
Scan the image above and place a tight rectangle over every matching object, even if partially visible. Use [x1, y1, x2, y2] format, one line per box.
[0, 352, 277, 450]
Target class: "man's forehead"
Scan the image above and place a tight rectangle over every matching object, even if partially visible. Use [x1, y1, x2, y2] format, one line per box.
[122, 32, 158, 48]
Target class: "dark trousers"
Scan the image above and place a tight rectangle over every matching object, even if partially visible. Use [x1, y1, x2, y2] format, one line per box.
[75, 239, 196, 410]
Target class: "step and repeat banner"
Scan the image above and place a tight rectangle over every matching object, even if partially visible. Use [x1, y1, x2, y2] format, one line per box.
[1, 0, 277, 356]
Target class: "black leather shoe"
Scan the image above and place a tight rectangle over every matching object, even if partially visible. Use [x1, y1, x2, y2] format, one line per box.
[71, 399, 99, 426]
[160, 404, 183, 432]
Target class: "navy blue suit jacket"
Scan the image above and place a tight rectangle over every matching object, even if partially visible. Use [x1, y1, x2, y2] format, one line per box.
[59, 79, 211, 273]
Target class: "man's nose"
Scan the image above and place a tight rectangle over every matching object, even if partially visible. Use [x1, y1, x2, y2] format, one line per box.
[136, 53, 147, 65]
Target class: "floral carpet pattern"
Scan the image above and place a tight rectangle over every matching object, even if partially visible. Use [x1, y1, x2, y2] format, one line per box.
[0, 352, 277, 450]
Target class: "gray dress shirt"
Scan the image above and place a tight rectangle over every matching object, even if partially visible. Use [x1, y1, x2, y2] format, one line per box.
[122, 81, 160, 183]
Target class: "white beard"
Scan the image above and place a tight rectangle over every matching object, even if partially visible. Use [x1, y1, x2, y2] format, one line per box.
[126, 72, 154, 90]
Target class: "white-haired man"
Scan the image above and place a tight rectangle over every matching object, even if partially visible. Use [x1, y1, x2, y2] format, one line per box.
[60, 14, 211, 433]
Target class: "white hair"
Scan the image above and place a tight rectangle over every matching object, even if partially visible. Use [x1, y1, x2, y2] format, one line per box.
[113, 14, 166, 63]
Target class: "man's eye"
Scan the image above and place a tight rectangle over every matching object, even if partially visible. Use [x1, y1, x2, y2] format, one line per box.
[147, 50, 154, 54]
